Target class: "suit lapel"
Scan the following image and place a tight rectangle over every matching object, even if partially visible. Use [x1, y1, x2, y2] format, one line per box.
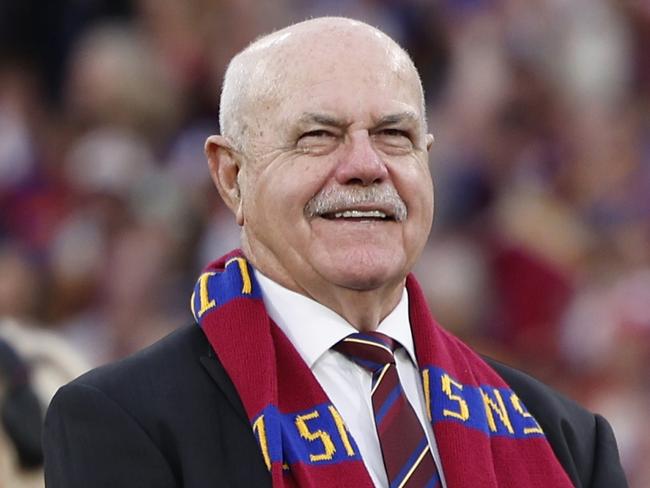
[200, 351, 273, 488]
[199, 351, 250, 424]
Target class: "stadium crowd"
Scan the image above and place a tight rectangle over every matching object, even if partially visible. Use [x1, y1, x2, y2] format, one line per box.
[0, 0, 648, 485]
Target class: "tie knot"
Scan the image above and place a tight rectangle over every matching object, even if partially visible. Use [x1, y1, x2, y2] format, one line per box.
[333, 332, 398, 373]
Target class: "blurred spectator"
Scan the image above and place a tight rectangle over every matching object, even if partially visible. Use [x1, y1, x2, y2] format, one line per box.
[0, 246, 38, 321]
[63, 22, 181, 141]
[0, 1, 648, 484]
[0, 318, 88, 488]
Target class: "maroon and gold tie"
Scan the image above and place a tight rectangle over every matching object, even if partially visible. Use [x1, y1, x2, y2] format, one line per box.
[334, 332, 441, 488]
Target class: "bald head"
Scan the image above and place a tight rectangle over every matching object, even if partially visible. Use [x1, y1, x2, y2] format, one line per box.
[205, 16, 435, 322]
[219, 17, 426, 153]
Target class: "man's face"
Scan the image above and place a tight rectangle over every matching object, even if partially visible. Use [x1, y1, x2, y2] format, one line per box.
[237, 31, 434, 298]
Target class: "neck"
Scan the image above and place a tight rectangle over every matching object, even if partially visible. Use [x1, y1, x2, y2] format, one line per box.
[242, 243, 404, 331]
[304, 282, 404, 331]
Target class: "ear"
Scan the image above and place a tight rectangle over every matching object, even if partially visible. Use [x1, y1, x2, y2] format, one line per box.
[205, 135, 244, 226]
[425, 133, 435, 152]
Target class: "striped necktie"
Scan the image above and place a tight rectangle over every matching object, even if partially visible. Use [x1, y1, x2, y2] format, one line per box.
[334, 332, 440, 488]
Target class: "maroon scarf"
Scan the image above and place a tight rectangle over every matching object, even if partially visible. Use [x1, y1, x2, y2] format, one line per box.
[191, 250, 574, 487]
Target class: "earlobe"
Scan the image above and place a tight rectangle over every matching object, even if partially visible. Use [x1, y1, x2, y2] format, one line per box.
[205, 135, 244, 225]
[426, 133, 435, 152]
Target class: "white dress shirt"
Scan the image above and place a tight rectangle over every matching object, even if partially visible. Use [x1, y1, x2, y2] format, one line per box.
[255, 270, 447, 488]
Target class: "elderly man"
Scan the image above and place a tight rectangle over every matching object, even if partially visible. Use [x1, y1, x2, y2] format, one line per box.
[43, 17, 627, 488]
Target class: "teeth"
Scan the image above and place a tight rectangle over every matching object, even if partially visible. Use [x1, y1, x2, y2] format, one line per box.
[333, 210, 387, 219]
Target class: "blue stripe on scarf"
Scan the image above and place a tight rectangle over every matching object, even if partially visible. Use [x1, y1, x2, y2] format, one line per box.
[191, 258, 263, 324]
[252, 403, 363, 468]
[249, 362, 548, 475]
[422, 365, 546, 439]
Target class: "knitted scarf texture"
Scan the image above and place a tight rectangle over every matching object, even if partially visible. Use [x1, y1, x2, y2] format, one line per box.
[191, 250, 574, 487]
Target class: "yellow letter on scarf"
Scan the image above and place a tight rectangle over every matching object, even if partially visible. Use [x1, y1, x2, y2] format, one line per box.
[510, 393, 544, 435]
[481, 388, 514, 434]
[252, 415, 272, 470]
[197, 272, 217, 318]
[441, 373, 470, 421]
[295, 410, 336, 462]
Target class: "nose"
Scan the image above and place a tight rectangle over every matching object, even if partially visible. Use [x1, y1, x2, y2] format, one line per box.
[334, 131, 388, 186]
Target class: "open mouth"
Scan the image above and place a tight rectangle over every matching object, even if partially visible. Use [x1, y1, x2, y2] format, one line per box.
[320, 209, 394, 221]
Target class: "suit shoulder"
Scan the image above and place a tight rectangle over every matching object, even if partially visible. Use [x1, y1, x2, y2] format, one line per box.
[484, 357, 624, 487]
[484, 356, 600, 446]
[67, 325, 209, 398]
[484, 357, 590, 421]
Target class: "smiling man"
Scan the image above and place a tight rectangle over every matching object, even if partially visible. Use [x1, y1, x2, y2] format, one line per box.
[43, 17, 627, 488]
[207, 18, 434, 332]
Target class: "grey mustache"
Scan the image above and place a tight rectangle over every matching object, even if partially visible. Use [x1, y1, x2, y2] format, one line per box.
[304, 186, 407, 221]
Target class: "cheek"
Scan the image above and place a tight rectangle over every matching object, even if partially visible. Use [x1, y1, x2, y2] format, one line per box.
[393, 161, 434, 251]
[247, 161, 329, 224]
[416, 177, 435, 231]
[278, 157, 333, 197]
[392, 158, 434, 215]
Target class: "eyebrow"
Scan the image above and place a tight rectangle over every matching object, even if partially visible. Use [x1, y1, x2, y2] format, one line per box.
[297, 113, 347, 128]
[297, 111, 420, 128]
[374, 111, 419, 127]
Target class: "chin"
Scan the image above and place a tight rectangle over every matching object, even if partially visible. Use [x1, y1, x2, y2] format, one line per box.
[333, 274, 394, 291]
[317, 247, 407, 291]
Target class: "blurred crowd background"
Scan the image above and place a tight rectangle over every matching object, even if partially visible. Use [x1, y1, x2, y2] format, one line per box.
[0, 0, 648, 486]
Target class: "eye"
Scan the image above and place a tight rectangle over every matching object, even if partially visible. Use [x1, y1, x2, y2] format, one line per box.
[299, 129, 336, 140]
[296, 129, 339, 155]
[378, 128, 410, 138]
[372, 128, 414, 154]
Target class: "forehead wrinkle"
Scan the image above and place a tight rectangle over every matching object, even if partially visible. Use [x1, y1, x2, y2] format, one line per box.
[298, 112, 349, 128]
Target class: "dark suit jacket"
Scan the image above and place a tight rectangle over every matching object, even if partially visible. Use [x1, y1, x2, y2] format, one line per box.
[43, 325, 628, 487]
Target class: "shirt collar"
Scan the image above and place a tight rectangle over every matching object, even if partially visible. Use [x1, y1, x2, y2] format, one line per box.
[254, 270, 416, 368]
